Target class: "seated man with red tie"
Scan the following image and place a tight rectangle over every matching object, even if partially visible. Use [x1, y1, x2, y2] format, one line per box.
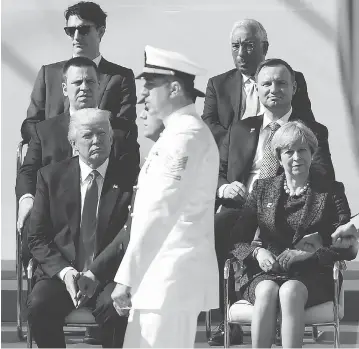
[209, 58, 335, 346]
[16, 56, 139, 269]
[27, 108, 132, 348]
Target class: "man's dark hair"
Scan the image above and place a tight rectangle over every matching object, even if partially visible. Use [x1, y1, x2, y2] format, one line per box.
[255, 58, 295, 82]
[62, 56, 99, 81]
[65, 1, 107, 28]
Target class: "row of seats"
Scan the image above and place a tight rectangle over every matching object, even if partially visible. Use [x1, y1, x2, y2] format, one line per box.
[16, 140, 345, 348]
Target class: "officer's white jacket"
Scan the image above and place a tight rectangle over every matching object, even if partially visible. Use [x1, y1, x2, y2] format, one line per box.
[114, 104, 219, 311]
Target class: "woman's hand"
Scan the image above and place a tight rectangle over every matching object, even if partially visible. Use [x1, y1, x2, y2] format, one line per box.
[277, 249, 313, 271]
[295, 232, 323, 252]
[256, 248, 278, 272]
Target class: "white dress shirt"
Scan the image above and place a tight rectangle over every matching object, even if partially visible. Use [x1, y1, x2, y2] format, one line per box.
[92, 54, 102, 67]
[58, 157, 108, 280]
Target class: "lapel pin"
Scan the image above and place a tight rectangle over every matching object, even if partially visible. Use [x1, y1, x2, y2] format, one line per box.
[267, 203, 273, 208]
[113, 184, 118, 189]
[250, 128, 255, 133]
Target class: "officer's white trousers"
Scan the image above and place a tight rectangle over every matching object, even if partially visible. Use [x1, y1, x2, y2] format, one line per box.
[123, 308, 201, 348]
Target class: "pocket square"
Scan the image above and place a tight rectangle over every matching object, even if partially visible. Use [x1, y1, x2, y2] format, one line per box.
[267, 203, 273, 208]
[250, 128, 255, 133]
[113, 184, 118, 189]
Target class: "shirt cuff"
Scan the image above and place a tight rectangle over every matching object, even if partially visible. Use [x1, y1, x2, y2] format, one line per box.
[218, 184, 229, 198]
[58, 267, 76, 281]
[19, 194, 35, 205]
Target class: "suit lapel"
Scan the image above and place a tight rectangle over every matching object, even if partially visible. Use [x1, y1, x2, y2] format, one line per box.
[265, 174, 285, 234]
[97, 58, 111, 103]
[57, 112, 72, 158]
[96, 160, 122, 254]
[57, 158, 81, 248]
[229, 70, 243, 122]
[292, 183, 327, 244]
[229, 116, 263, 182]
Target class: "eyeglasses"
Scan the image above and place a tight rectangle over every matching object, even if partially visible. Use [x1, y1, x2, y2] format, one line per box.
[64, 25, 95, 37]
[232, 41, 256, 53]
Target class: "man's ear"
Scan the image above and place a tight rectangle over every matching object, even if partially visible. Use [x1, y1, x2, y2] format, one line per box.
[262, 41, 269, 56]
[98, 26, 105, 41]
[69, 139, 76, 152]
[169, 81, 181, 98]
[62, 82, 68, 97]
[292, 80, 297, 96]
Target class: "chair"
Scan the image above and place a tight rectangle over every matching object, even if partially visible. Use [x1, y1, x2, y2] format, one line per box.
[206, 258, 344, 348]
[26, 259, 100, 348]
[15, 141, 100, 347]
[16, 140, 28, 340]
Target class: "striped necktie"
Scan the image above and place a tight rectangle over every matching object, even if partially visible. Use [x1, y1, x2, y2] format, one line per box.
[259, 122, 281, 179]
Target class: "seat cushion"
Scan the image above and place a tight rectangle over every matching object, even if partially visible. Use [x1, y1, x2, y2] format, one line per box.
[229, 300, 253, 323]
[304, 301, 344, 323]
[229, 300, 344, 324]
[64, 307, 96, 324]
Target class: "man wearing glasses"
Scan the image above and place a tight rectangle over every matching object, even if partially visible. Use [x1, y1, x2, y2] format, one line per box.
[21, 1, 138, 165]
[203, 19, 316, 347]
[202, 19, 314, 148]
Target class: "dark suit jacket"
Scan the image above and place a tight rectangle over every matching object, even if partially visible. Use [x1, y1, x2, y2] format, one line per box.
[21, 57, 138, 143]
[217, 111, 335, 209]
[15, 111, 139, 200]
[202, 68, 314, 146]
[28, 156, 133, 283]
[230, 174, 355, 292]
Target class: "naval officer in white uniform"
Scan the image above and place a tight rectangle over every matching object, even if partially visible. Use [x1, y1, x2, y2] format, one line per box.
[111, 46, 220, 348]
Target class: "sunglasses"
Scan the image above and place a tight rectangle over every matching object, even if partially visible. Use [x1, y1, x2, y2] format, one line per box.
[64, 25, 95, 37]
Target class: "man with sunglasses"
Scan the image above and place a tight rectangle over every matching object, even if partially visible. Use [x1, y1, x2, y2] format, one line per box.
[21, 1, 138, 168]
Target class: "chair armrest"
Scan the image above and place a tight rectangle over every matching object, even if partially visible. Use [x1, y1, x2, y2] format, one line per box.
[224, 257, 236, 280]
[16, 141, 28, 170]
[333, 261, 346, 280]
[27, 258, 36, 280]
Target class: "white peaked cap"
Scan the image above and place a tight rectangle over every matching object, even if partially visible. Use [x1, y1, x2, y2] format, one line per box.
[136, 46, 207, 103]
[136, 45, 207, 78]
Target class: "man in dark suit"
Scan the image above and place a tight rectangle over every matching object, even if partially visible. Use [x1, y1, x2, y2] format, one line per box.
[202, 19, 314, 148]
[21, 1, 137, 149]
[16, 56, 139, 268]
[27, 108, 132, 348]
[208, 58, 334, 346]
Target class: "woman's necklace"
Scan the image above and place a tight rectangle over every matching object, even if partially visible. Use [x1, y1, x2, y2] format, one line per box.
[284, 180, 309, 197]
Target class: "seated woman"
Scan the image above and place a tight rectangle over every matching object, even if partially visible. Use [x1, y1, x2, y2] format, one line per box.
[230, 121, 357, 348]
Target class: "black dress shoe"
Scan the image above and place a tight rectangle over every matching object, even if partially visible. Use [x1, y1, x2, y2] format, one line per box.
[208, 321, 243, 346]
